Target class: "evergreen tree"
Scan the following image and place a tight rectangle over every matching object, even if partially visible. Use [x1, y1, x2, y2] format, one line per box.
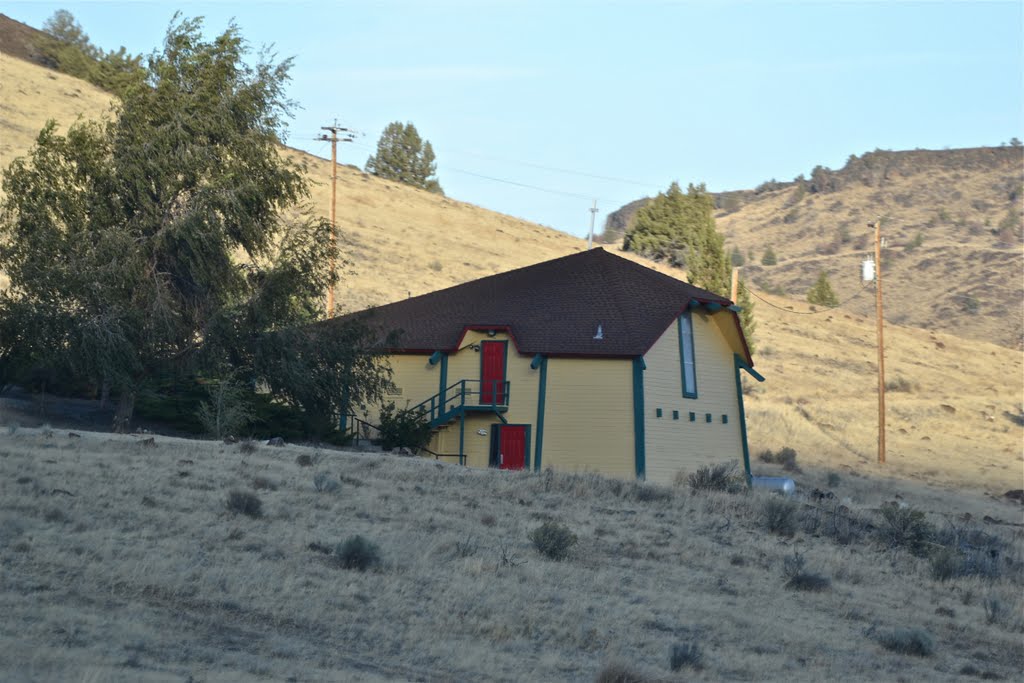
[730, 245, 745, 266]
[807, 271, 839, 307]
[36, 10, 144, 98]
[1, 16, 390, 432]
[623, 182, 730, 295]
[366, 122, 443, 194]
[761, 245, 778, 266]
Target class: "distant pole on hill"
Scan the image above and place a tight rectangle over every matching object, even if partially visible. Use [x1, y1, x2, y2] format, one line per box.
[587, 199, 598, 249]
[870, 218, 887, 465]
[319, 122, 353, 316]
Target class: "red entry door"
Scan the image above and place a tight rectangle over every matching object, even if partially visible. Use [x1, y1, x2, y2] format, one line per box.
[480, 341, 506, 404]
[499, 425, 526, 470]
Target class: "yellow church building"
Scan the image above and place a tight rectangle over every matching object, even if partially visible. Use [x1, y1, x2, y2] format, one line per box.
[336, 248, 762, 486]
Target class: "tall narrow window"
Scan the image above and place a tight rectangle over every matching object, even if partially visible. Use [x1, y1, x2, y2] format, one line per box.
[679, 312, 697, 398]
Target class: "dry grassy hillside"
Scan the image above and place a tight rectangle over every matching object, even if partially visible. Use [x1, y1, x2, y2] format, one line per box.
[718, 149, 1024, 350]
[1, 427, 1021, 681]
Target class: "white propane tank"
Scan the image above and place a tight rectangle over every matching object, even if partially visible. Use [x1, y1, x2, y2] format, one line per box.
[751, 476, 796, 496]
[861, 258, 876, 282]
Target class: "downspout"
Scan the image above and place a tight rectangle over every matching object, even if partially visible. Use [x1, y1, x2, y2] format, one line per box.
[733, 354, 765, 486]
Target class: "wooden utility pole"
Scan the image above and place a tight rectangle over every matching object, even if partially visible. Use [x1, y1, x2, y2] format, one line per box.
[870, 219, 887, 464]
[318, 122, 353, 316]
[730, 267, 740, 302]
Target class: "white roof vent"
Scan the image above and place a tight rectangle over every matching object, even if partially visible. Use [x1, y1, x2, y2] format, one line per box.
[593, 324, 604, 340]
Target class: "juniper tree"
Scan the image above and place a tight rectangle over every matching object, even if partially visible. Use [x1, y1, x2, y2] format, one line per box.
[366, 122, 443, 194]
[623, 182, 730, 296]
[807, 271, 840, 308]
[0, 16, 389, 432]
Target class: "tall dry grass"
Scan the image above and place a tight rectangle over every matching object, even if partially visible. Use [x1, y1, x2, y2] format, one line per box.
[1, 427, 1021, 681]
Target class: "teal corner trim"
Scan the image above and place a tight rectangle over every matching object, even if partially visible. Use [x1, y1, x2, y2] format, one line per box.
[530, 353, 543, 370]
[458, 412, 466, 466]
[678, 313, 698, 399]
[705, 302, 723, 313]
[632, 357, 646, 480]
[438, 353, 448, 402]
[733, 354, 765, 485]
[534, 356, 547, 471]
[429, 350, 443, 365]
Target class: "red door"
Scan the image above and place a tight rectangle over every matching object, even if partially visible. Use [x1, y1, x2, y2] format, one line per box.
[480, 341, 506, 404]
[499, 425, 526, 470]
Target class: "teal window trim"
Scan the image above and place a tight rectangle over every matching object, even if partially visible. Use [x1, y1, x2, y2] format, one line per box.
[705, 413, 712, 423]
[632, 357, 646, 480]
[672, 410, 679, 420]
[678, 312, 698, 399]
[734, 354, 766, 485]
[656, 408, 663, 418]
[689, 412, 696, 422]
[534, 356, 547, 472]
[722, 414, 728, 424]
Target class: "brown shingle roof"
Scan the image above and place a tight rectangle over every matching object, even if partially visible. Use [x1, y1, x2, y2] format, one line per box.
[328, 248, 749, 361]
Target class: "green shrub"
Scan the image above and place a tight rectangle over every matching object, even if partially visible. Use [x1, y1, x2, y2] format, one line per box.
[761, 246, 778, 266]
[875, 628, 934, 656]
[761, 497, 798, 537]
[334, 535, 381, 571]
[226, 490, 262, 518]
[686, 462, 745, 494]
[377, 401, 433, 451]
[529, 521, 578, 561]
[826, 472, 841, 488]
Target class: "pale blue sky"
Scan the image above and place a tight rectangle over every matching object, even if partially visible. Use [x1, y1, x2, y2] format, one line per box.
[8, 1, 1023, 237]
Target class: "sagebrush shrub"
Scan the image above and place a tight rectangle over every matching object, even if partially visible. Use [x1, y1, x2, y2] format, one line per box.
[226, 490, 262, 518]
[782, 552, 831, 592]
[876, 504, 933, 556]
[687, 462, 745, 494]
[875, 628, 934, 657]
[313, 471, 340, 493]
[761, 497, 798, 537]
[594, 662, 650, 683]
[334, 535, 381, 571]
[758, 447, 800, 472]
[669, 641, 703, 671]
[529, 521, 578, 561]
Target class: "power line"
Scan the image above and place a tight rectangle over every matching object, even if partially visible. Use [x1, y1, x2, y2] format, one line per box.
[746, 282, 874, 315]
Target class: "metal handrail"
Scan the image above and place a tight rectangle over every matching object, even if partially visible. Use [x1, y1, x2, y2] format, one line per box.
[341, 414, 381, 447]
[408, 379, 511, 425]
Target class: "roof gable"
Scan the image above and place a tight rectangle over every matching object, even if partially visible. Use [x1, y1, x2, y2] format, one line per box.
[327, 248, 749, 361]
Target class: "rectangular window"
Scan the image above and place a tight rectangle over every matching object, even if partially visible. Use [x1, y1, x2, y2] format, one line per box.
[678, 312, 697, 398]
